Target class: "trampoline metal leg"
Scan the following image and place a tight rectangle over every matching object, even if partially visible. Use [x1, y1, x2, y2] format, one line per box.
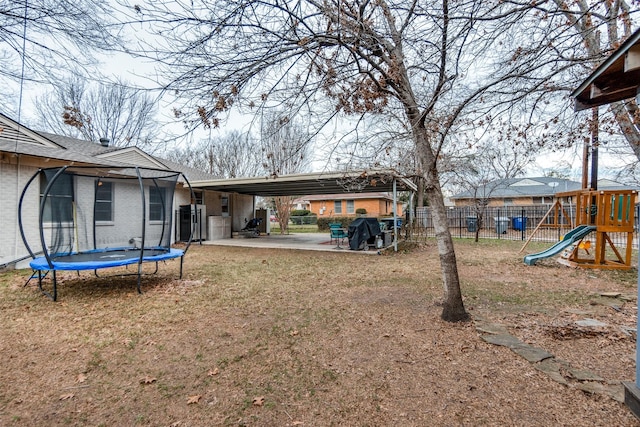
[37, 270, 57, 301]
[52, 270, 57, 301]
[179, 256, 184, 279]
[136, 264, 143, 294]
[25, 269, 47, 287]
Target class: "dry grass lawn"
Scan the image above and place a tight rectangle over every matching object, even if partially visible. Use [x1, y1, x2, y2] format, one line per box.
[0, 239, 638, 426]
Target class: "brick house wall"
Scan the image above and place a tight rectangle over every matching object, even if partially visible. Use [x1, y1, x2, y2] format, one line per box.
[304, 193, 402, 218]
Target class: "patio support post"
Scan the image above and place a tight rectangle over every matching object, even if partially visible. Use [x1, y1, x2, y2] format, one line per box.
[393, 179, 398, 252]
[408, 188, 414, 239]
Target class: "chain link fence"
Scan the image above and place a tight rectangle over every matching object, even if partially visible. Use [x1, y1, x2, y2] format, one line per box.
[289, 215, 318, 225]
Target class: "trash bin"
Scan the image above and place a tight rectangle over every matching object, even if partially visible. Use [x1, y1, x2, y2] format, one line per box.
[381, 218, 402, 230]
[512, 217, 527, 231]
[494, 217, 509, 234]
[466, 216, 478, 232]
[382, 230, 393, 247]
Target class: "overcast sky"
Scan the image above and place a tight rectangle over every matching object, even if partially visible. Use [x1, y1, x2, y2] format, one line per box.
[5, 3, 635, 184]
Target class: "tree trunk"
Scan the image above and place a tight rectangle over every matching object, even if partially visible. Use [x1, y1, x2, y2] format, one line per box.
[414, 126, 469, 322]
[424, 171, 469, 322]
[416, 178, 425, 208]
[274, 196, 293, 235]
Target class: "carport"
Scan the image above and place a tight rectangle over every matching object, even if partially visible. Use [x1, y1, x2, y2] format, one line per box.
[190, 169, 416, 252]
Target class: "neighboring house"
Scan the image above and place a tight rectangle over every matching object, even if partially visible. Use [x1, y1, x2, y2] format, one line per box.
[0, 112, 251, 268]
[295, 192, 403, 217]
[450, 177, 633, 207]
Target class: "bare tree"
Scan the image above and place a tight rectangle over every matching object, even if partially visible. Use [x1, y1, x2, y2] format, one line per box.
[449, 151, 515, 242]
[36, 76, 160, 149]
[260, 112, 311, 234]
[558, 0, 640, 158]
[124, 0, 552, 322]
[1, 1, 121, 114]
[165, 130, 264, 178]
[483, 0, 640, 162]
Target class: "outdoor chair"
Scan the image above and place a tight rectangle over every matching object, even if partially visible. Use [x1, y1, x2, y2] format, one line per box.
[329, 223, 348, 248]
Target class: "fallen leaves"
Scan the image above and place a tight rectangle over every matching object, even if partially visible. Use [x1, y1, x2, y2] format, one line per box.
[187, 395, 202, 404]
[59, 393, 74, 401]
[140, 375, 157, 385]
[252, 396, 265, 406]
[207, 367, 219, 376]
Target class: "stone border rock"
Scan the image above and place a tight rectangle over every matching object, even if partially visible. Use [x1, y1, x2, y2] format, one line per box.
[474, 317, 625, 403]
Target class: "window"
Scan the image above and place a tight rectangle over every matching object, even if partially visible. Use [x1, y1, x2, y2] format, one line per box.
[334, 200, 342, 214]
[346, 200, 355, 214]
[95, 181, 113, 222]
[40, 172, 73, 223]
[149, 186, 167, 221]
[503, 198, 514, 206]
[194, 190, 204, 205]
[221, 196, 229, 216]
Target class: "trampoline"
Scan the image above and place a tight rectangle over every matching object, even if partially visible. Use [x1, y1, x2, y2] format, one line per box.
[19, 165, 194, 301]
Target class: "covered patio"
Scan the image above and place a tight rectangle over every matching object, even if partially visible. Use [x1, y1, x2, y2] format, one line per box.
[191, 169, 416, 252]
[203, 232, 380, 253]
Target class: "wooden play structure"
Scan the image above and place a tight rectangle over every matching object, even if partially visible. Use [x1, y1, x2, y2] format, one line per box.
[523, 189, 636, 270]
[559, 189, 636, 269]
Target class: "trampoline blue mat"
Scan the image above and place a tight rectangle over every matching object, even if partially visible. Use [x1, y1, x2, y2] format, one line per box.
[30, 248, 184, 271]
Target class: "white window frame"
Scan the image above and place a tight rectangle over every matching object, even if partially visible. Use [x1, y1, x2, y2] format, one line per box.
[149, 186, 167, 223]
[95, 181, 114, 223]
[346, 199, 355, 214]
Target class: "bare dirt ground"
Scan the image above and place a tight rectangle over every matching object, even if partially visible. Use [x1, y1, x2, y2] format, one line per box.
[0, 239, 638, 426]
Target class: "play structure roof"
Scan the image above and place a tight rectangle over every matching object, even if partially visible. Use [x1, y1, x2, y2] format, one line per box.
[572, 29, 640, 111]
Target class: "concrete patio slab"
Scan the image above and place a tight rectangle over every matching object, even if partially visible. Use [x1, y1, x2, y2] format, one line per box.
[202, 232, 381, 254]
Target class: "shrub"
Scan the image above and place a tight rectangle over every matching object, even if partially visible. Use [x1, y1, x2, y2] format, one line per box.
[355, 208, 367, 215]
[291, 209, 311, 217]
[317, 217, 352, 230]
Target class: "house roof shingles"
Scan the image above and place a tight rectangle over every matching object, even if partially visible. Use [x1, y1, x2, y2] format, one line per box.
[0, 113, 218, 182]
[451, 177, 631, 200]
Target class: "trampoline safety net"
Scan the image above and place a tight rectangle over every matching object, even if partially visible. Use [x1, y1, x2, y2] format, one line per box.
[20, 166, 187, 266]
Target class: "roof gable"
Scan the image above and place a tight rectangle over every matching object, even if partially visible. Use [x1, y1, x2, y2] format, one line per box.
[96, 147, 168, 169]
[0, 113, 62, 150]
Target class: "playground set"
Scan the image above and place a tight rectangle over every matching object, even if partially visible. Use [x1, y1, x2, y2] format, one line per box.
[523, 188, 636, 269]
